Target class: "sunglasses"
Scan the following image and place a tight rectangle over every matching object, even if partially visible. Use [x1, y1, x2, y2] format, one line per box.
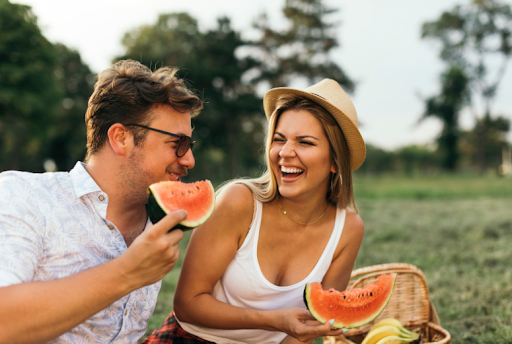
[125, 124, 195, 158]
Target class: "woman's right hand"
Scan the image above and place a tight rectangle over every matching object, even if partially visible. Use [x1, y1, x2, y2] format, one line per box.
[275, 308, 346, 343]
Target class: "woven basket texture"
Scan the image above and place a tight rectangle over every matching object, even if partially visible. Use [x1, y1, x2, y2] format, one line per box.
[323, 263, 451, 344]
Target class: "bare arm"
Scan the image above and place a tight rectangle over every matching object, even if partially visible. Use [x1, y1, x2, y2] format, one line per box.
[174, 185, 345, 342]
[0, 211, 186, 344]
[174, 184, 269, 328]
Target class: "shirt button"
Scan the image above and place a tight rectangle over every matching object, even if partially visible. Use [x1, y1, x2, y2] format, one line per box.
[124, 309, 128, 316]
[98, 195, 105, 201]
[108, 225, 114, 230]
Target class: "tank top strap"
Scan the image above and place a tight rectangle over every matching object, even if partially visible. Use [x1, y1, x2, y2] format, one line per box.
[237, 197, 262, 252]
[328, 206, 347, 256]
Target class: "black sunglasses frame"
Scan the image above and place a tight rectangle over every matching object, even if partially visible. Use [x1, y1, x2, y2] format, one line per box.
[125, 123, 195, 158]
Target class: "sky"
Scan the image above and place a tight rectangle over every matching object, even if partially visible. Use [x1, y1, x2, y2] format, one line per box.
[13, 0, 512, 149]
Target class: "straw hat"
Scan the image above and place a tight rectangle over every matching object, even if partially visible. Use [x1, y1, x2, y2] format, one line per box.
[263, 79, 366, 171]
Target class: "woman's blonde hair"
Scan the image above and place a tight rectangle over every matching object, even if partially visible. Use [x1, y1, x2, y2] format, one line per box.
[218, 94, 357, 212]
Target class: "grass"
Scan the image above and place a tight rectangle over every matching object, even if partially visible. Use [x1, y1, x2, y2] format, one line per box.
[142, 175, 512, 343]
[353, 173, 512, 199]
[356, 197, 512, 343]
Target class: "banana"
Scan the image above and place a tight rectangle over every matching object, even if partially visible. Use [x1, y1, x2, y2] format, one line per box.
[372, 319, 407, 331]
[374, 335, 408, 344]
[362, 319, 419, 344]
[361, 326, 405, 344]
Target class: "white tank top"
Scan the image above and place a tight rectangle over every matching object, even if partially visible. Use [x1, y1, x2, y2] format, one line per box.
[177, 199, 347, 344]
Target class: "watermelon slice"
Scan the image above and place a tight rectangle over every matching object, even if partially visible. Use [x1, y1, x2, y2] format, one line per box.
[304, 273, 397, 329]
[146, 180, 215, 230]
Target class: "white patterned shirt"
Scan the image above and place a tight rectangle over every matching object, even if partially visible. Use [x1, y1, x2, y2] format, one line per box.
[0, 162, 161, 344]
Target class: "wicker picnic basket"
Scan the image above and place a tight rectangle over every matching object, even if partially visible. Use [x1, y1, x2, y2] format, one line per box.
[323, 263, 451, 344]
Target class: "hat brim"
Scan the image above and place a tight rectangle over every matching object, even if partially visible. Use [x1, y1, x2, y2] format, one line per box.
[263, 87, 366, 171]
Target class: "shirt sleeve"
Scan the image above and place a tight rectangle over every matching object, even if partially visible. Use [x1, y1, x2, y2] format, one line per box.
[0, 172, 45, 287]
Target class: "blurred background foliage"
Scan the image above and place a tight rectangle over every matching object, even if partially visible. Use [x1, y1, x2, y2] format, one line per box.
[0, 0, 94, 172]
[1, 0, 510, 182]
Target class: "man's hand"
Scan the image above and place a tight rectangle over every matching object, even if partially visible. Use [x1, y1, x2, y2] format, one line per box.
[118, 210, 186, 290]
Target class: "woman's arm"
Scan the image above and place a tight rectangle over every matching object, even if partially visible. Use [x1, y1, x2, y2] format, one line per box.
[322, 210, 364, 291]
[174, 183, 258, 327]
[174, 184, 346, 342]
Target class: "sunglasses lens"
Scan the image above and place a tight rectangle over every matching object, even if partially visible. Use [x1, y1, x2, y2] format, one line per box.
[177, 137, 192, 157]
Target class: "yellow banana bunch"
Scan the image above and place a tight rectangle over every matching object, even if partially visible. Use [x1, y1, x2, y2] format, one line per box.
[361, 318, 419, 344]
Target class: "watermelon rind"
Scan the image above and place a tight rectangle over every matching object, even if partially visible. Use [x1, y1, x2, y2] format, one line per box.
[304, 274, 397, 329]
[146, 180, 215, 230]
[147, 189, 168, 224]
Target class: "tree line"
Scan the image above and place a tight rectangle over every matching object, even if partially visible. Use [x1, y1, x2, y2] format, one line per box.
[0, 0, 510, 182]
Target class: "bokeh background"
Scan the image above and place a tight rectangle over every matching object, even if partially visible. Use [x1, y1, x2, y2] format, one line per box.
[2, 0, 511, 342]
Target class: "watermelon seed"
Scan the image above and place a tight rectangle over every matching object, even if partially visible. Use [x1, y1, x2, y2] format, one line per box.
[196, 186, 200, 190]
[370, 292, 373, 297]
[343, 295, 346, 299]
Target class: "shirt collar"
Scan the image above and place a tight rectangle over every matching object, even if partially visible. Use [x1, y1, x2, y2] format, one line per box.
[69, 162, 103, 199]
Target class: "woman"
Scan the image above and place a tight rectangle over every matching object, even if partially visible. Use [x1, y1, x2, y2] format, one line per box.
[144, 79, 366, 344]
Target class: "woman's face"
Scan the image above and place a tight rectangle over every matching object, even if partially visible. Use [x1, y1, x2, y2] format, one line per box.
[270, 109, 336, 200]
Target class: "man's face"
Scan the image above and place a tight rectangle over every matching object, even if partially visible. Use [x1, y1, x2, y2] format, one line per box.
[119, 104, 195, 204]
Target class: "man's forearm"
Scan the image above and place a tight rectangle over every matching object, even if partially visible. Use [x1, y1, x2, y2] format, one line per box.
[0, 257, 136, 344]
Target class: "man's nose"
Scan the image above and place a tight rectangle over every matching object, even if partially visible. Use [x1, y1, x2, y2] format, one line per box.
[178, 148, 195, 169]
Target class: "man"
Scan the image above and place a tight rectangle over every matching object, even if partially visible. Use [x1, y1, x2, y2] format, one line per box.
[0, 60, 203, 343]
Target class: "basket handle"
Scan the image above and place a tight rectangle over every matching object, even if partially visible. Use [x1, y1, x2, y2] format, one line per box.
[350, 269, 429, 291]
[350, 263, 423, 279]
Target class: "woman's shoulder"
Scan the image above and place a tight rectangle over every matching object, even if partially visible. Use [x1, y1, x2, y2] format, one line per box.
[330, 208, 364, 262]
[192, 183, 255, 248]
[215, 183, 255, 219]
[342, 208, 364, 238]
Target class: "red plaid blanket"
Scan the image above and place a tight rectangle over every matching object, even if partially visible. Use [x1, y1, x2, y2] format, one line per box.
[143, 311, 214, 344]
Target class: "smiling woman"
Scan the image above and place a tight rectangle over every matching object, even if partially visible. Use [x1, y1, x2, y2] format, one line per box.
[144, 79, 366, 344]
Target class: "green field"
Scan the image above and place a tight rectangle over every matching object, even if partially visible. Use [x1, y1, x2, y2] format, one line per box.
[143, 175, 512, 343]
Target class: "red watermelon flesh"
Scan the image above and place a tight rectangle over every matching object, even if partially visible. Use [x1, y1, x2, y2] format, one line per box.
[304, 273, 396, 329]
[147, 180, 215, 228]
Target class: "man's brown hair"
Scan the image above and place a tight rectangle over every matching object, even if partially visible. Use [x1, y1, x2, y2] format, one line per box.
[85, 60, 203, 160]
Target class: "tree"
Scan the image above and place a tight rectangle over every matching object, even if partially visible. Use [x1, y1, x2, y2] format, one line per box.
[0, 0, 62, 171]
[117, 13, 264, 184]
[355, 144, 440, 175]
[422, 0, 512, 171]
[459, 114, 510, 171]
[420, 66, 470, 171]
[355, 144, 397, 175]
[48, 44, 95, 170]
[247, 0, 355, 91]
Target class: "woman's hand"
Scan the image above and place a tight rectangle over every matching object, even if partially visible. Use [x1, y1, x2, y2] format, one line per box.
[275, 308, 346, 343]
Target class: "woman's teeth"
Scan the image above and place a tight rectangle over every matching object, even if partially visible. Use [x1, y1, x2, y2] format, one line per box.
[281, 166, 304, 177]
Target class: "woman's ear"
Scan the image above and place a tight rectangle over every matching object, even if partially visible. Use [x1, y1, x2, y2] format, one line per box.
[107, 123, 133, 156]
[331, 164, 337, 174]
